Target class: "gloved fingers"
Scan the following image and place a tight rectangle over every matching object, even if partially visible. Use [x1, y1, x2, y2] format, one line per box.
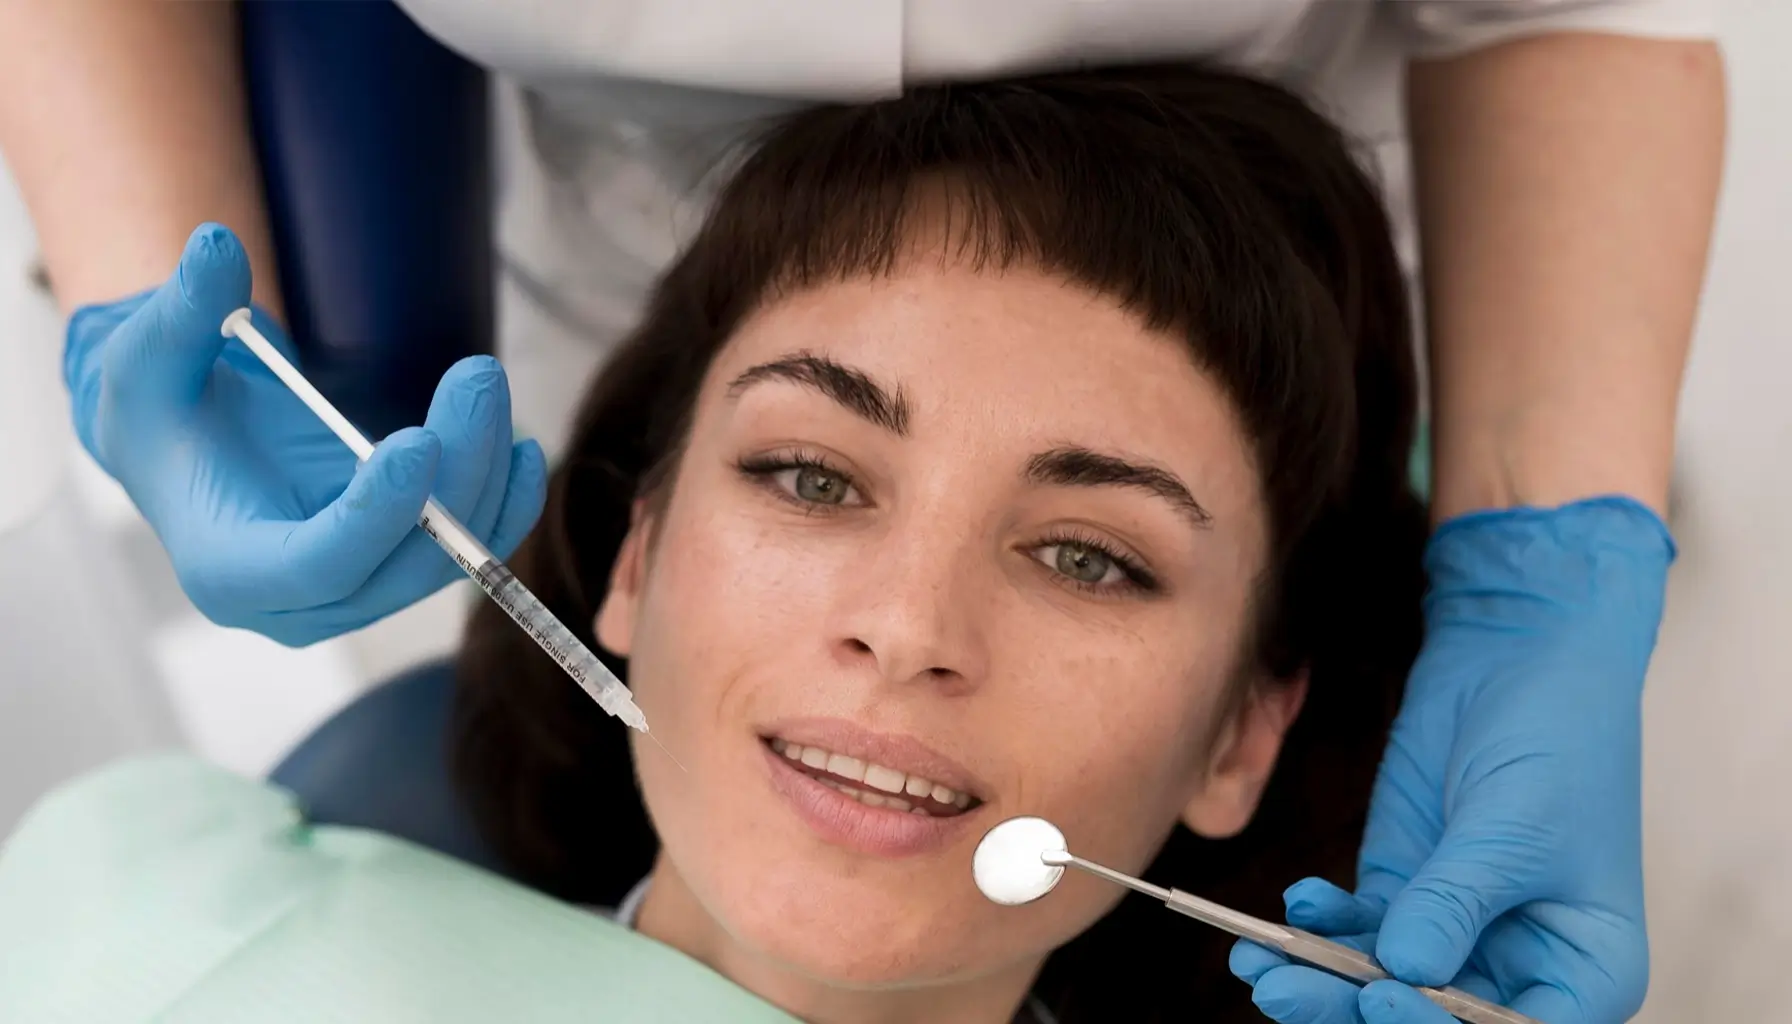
[65, 295, 143, 389]
[1232, 938, 1498, 1024]
[1508, 983, 1600, 1024]
[1477, 907, 1645, 1021]
[463, 361, 518, 542]
[1373, 829, 1538, 987]
[1353, 866, 1416, 919]
[347, 436, 545, 611]
[1248, 964, 1370, 1024]
[1443, 967, 1505, 1007]
[1231, 931, 1378, 983]
[1231, 947, 1466, 1024]
[1354, 730, 1447, 909]
[261, 427, 441, 612]
[421, 356, 509, 534]
[483, 438, 548, 562]
[1355, 981, 1458, 1024]
[329, 531, 460, 627]
[1284, 878, 1386, 936]
[1229, 939, 1291, 985]
[64, 296, 150, 464]
[104, 223, 250, 416]
[345, 360, 520, 606]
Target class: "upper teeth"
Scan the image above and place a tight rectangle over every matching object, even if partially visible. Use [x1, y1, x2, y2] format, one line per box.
[772, 738, 972, 810]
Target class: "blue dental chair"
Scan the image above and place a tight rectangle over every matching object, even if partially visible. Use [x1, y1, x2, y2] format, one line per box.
[269, 658, 503, 873]
[241, 1, 503, 873]
[240, 0, 493, 441]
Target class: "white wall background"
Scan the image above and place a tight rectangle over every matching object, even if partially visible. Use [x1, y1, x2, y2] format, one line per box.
[0, 163, 472, 820]
[1634, 0, 1792, 1015]
[0, 3, 1786, 1018]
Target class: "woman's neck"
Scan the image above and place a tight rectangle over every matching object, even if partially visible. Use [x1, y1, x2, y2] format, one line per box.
[633, 856, 1043, 1024]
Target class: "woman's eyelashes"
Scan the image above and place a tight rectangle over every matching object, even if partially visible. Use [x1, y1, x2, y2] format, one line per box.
[1029, 531, 1159, 596]
[736, 450, 866, 510]
[734, 451, 1162, 596]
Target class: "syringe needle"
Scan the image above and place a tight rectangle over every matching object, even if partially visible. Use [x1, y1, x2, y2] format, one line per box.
[645, 730, 688, 773]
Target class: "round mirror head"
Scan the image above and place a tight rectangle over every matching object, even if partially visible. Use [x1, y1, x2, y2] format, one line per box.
[973, 816, 1068, 906]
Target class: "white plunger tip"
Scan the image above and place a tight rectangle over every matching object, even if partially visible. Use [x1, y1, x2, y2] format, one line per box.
[972, 816, 1068, 906]
[221, 307, 253, 337]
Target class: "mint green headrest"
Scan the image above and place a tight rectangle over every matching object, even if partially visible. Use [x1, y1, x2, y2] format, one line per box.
[0, 756, 799, 1024]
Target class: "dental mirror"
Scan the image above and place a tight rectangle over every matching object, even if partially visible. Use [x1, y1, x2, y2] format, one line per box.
[972, 816, 1067, 905]
[970, 816, 1539, 1024]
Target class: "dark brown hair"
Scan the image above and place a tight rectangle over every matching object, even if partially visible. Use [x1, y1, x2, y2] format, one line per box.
[454, 62, 1426, 1022]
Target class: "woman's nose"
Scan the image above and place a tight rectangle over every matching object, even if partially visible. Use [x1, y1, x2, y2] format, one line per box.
[829, 520, 990, 691]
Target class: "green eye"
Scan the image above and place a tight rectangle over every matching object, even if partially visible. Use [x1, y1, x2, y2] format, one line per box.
[1054, 542, 1116, 584]
[736, 452, 865, 510]
[793, 466, 849, 504]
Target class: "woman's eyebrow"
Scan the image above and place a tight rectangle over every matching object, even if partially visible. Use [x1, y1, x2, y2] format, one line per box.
[726, 353, 910, 436]
[1025, 446, 1213, 530]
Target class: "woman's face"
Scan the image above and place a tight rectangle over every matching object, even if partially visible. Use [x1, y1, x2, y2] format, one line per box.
[596, 251, 1303, 993]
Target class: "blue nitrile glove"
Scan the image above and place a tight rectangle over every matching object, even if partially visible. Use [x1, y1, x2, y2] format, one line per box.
[1230, 881, 1458, 1024]
[1230, 497, 1675, 1024]
[63, 223, 548, 646]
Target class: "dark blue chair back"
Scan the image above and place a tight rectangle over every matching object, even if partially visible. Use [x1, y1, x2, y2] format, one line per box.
[243, 1, 499, 867]
[240, 0, 494, 441]
[269, 660, 503, 873]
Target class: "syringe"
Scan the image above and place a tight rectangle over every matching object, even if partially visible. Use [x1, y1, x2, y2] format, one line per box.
[220, 308, 659, 738]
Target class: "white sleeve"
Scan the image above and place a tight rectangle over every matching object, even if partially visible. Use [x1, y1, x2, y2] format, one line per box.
[1385, 0, 1721, 60]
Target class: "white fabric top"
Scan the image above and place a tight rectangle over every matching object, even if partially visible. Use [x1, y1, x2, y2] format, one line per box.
[387, 0, 1719, 457]
[396, 0, 1717, 95]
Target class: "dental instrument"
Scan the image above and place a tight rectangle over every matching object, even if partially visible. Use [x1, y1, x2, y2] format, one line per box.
[971, 817, 1539, 1024]
[220, 308, 676, 758]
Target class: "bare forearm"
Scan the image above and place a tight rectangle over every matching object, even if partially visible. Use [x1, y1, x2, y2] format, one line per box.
[1410, 34, 1724, 522]
[0, 0, 280, 314]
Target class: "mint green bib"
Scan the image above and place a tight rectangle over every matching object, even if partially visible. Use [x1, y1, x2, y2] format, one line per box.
[0, 756, 799, 1024]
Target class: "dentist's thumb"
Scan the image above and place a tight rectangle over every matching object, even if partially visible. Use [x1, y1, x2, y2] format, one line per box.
[103, 222, 252, 413]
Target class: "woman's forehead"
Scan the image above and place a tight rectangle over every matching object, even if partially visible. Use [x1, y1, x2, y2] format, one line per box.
[709, 262, 1263, 509]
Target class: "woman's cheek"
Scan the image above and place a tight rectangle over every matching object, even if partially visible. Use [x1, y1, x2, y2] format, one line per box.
[681, 502, 851, 607]
[1013, 668, 1220, 866]
[632, 508, 856, 713]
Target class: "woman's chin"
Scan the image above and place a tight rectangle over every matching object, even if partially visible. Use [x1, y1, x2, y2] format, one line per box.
[748, 932, 982, 990]
[724, 883, 999, 988]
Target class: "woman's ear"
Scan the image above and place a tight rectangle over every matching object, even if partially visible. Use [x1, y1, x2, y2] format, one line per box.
[594, 498, 654, 657]
[1180, 670, 1308, 839]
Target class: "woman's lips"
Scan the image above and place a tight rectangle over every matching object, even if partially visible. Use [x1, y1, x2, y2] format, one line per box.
[762, 743, 984, 858]
[758, 717, 987, 799]
[768, 738, 976, 815]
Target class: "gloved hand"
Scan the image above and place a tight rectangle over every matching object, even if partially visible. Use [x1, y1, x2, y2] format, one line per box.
[1230, 498, 1676, 1024]
[1230, 880, 1461, 1024]
[64, 223, 548, 646]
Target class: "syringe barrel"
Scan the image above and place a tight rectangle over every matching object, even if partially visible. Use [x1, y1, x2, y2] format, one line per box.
[417, 500, 644, 729]
[481, 565, 633, 708]
[419, 498, 496, 572]
[223, 306, 648, 730]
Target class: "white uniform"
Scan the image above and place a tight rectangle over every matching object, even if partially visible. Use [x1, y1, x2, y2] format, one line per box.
[389, 0, 1717, 457]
